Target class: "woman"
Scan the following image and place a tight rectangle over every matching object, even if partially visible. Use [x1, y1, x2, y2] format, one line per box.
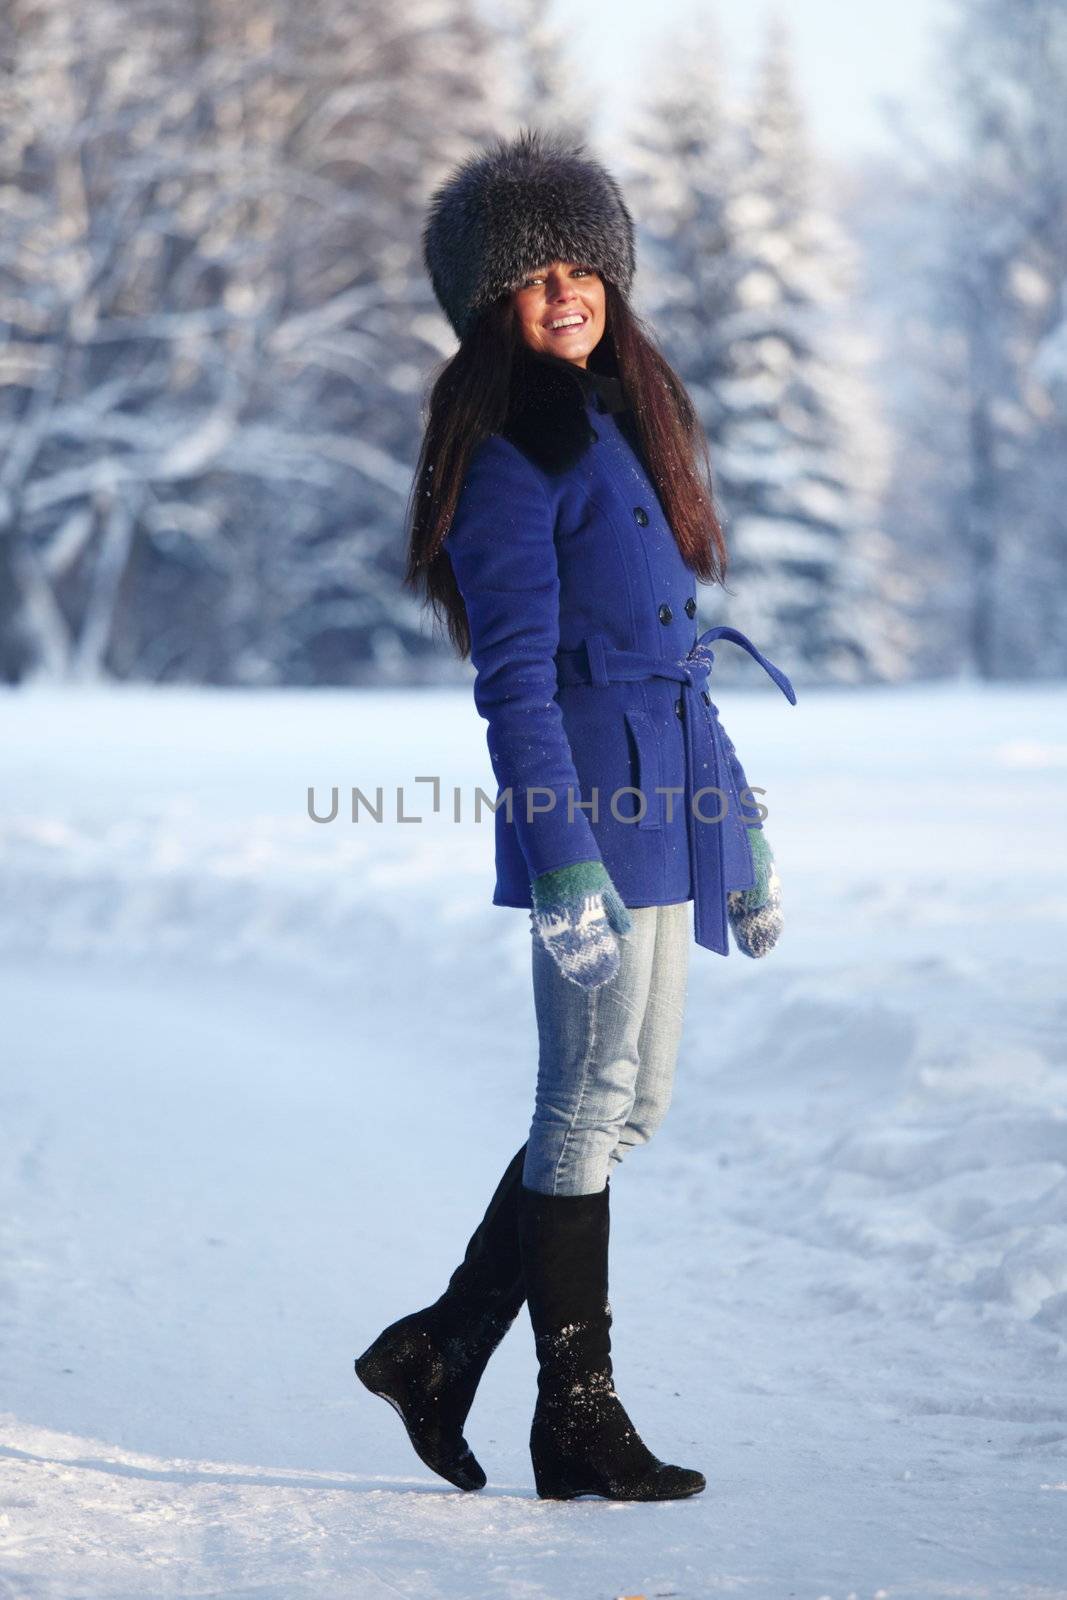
[355, 127, 796, 1503]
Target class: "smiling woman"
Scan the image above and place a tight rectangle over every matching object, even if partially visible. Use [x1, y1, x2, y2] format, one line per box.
[356, 125, 798, 1511]
[511, 262, 607, 365]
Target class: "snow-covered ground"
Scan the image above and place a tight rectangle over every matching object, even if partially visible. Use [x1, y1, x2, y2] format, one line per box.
[1, 679, 1066, 1600]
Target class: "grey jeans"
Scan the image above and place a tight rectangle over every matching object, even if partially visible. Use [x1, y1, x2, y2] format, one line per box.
[522, 901, 691, 1196]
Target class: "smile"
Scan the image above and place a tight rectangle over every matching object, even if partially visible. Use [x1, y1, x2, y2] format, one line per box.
[545, 313, 588, 335]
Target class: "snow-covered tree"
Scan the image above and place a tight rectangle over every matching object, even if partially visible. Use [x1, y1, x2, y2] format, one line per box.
[0, 1, 244, 683]
[832, 156, 974, 682]
[713, 20, 912, 683]
[226, 0, 512, 686]
[622, 10, 742, 461]
[0, 0, 514, 685]
[494, 0, 592, 143]
[623, 15, 912, 683]
[932, 0, 1067, 677]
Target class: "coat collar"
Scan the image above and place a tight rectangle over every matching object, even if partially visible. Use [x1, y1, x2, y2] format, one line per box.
[501, 348, 629, 476]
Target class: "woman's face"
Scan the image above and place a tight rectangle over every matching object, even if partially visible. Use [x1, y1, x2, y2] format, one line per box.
[510, 260, 606, 367]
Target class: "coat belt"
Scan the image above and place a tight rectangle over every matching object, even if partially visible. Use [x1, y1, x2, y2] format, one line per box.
[554, 626, 797, 955]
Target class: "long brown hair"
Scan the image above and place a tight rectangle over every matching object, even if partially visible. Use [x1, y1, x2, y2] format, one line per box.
[403, 277, 729, 658]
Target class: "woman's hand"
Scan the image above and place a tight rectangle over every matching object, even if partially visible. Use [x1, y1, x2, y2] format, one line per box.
[530, 859, 633, 989]
[727, 827, 783, 958]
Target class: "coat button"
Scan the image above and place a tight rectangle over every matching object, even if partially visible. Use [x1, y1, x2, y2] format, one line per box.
[701, 689, 710, 705]
[685, 596, 696, 618]
[658, 602, 673, 624]
[634, 506, 649, 526]
[674, 698, 683, 718]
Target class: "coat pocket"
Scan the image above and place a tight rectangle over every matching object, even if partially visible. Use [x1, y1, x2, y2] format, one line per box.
[624, 708, 664, 830]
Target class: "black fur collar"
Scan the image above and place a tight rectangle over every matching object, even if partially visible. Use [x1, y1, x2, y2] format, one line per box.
[501, 349, 610, 476]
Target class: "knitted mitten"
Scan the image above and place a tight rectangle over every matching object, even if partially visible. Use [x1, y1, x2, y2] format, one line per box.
[530, 859, 634, 990]
[726, 827, 783, 958]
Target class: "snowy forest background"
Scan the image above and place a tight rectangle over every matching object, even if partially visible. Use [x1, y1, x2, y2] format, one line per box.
[2, 0, 1067, 689]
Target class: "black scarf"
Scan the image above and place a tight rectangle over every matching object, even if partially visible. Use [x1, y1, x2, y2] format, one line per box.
[501, 346, 645, 476]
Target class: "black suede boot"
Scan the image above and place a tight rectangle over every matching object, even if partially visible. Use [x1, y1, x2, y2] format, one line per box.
[354, 1142, 528, 1491]
[518, 1178, 706, 1501]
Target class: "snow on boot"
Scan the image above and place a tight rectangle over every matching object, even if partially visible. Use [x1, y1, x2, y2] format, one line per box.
[355, 1142, 528, 1491]
[518, 1179, 706, 1502]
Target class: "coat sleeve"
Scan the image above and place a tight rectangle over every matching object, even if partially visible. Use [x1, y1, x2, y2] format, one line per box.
[444, 434, 603, 882]
[720, 718, 766, 830]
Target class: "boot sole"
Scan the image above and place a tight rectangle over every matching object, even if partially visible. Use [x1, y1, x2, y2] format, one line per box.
[535, 1476, 706, 1501]
[532, 1457, 707, 1501]
[354, 1350, 487, 1493]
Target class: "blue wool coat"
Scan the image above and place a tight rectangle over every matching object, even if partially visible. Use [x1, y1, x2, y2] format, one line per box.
[444, 350, 797, 956]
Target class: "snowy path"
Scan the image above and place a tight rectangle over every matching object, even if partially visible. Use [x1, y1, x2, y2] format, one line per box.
[1, 682, 1066, 1598]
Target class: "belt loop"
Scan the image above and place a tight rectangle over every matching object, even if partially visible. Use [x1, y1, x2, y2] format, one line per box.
[585, 634, 610, 687]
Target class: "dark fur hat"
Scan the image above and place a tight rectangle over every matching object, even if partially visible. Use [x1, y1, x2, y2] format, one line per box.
[422, 126, 637, 341]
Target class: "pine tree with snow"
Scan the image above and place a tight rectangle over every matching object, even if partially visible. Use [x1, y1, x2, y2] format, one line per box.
[620, 16, 910, 684]
[494, 0, 592, 144]
[707, 19, 910, 684]
[931, 0, 1067, 677]
[621, 8, 742, 455]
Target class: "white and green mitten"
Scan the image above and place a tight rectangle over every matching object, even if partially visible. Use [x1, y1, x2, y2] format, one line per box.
[727, 827, 783, 958]
[530, 859, 634, 990]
